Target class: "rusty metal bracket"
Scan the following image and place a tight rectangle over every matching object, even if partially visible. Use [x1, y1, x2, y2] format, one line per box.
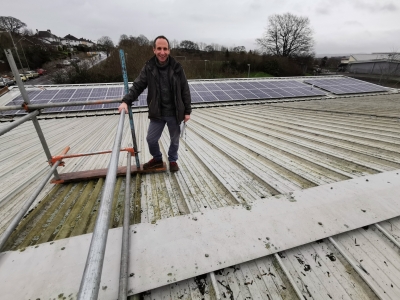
[49, 146, 136, 166]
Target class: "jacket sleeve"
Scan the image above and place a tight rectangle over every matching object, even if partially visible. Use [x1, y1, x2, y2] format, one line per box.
[122, 65, 148, 106]
[180, 69, 192, 115]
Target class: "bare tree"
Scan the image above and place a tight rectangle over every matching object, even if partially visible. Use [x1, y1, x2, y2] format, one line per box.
[136, 34, 149, 46]
[180, 40, 199, 51]
[0, 16, 27, 33]
[256, 13, 314, 57]
[119, 34, 129, 43]
[197, 42, 206, 50]
[170, 39, 179, 49]
[204, 45, 214, 52]
[233, 46, 246, 53]
[97, 36, 114, 57]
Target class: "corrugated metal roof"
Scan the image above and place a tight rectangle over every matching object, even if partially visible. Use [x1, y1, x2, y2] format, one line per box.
[1, 85, 400, 299]
[349, 54, 400, 62]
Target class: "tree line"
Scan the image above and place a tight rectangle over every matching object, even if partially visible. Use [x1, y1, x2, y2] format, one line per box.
[0, 13, 323, 83]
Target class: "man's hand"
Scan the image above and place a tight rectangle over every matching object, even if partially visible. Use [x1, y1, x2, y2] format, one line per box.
[184, 115, 190, 123]
[118, 102, 128, 113]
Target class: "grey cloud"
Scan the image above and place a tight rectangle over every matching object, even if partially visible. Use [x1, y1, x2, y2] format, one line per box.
[316, 7, 331, 15]
[344, 21, 363, 26]
[354, 1, 398, 12]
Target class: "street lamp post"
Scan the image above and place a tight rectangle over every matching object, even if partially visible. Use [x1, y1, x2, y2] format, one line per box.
[204, 60, 209, 77]
[247, 64, 251, 78]
[0, 31, 25, 73]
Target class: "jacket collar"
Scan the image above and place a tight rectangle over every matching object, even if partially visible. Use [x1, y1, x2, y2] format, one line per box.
[148, 55, 181, 73]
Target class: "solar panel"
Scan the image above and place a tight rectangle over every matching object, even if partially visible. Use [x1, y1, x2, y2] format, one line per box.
[191, 84, 209, 92]
[215, 83, 231, 90]
[71, 88, 92, 98]
[103, 103, 119, 109]
[107, 87, 124, 97]
[237, 89, 259, 99]
[55, 89, 76, 99]
[90, 88, 108, 97]
[304, 78, 388, 95]
[224, 90, 246, 100]
[190, 92, 203, 103]
[196, 91, 218, 101]
[211, 90, 232, 101]
[34, 90, 59, 100]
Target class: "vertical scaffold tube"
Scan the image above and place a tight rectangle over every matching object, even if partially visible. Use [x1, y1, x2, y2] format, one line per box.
[77, 111, 125, 300]
[4, 49, 60, 180]
[119, 49, 140, 169]
[118, 151, 131, 299]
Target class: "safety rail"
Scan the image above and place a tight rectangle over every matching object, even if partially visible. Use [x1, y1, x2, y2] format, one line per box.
[0, 49, 137, 299]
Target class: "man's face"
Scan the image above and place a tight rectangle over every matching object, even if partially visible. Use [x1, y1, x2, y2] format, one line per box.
[153, 38, 170, 64]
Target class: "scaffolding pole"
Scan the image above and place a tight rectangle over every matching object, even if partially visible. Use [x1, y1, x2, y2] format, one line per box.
[119, 49, 140, 169]
[77, 110, 126, 300]
[0, 98, 122, 112]
[118, 151, 131, 300]
[4, 49, 60, 181]
[0, 159, 62, 251]
[0, 110, 40, 136]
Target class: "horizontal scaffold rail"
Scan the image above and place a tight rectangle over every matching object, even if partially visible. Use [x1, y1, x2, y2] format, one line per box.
[0, 98, 123, 112]
[49, 146, 136, 166]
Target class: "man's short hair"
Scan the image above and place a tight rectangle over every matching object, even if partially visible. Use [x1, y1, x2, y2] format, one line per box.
[153, 35, 170, 49]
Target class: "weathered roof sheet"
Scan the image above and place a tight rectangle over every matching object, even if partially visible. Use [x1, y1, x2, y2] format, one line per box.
[1, 80, 400, 299]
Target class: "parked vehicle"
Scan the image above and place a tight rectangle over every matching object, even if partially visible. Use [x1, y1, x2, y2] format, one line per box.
[36, 68, 47, 75]
[0, 78, 6, 88]
[63, 60, 71, 66]
[25, 70, 39, 78]
[13, 74, 28, 82]
[24, 72, 34, 79]
[3, 78, 15, 86]
[70, 57, 81, 63]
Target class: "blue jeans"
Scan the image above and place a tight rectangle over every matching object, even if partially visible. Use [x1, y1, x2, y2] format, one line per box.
[147, 116, 181, 162]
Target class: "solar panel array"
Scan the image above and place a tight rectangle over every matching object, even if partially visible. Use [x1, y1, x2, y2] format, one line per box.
[4, 87, 125, 115]
[304, 78, 388, 95]
[189, 80, 325, 103]
[3, 80, 327, 116]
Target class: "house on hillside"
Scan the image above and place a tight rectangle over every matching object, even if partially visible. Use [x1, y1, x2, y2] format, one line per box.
[78, 38, 95, 47]
[36, 30, 61, 49]
[61, 34, 81, 47]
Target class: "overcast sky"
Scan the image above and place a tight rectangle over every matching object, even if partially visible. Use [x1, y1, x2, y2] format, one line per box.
[4, 0, 400, 56]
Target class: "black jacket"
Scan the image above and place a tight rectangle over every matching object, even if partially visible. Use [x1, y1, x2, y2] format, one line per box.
[122, 56, 191, 122]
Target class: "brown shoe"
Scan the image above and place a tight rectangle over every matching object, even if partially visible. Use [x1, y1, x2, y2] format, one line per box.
[143, 158, 163, 170]
[169, 162, 179, 172]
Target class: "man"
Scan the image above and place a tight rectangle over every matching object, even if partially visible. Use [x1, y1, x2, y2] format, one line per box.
[118, 35, 191, 172]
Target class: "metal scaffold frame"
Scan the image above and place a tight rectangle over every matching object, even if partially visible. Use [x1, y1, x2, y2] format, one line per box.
[0, 49, 140, 299]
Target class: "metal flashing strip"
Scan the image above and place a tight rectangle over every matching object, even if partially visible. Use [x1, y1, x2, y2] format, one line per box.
[0, 170, 400, 299]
